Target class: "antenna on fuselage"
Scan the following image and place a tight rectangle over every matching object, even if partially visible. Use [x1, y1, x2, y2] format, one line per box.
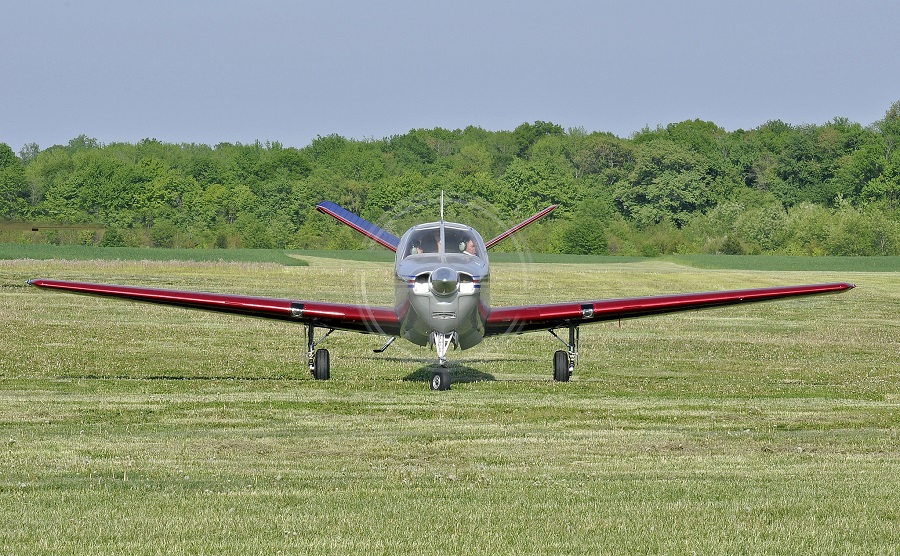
[439, 191, 446, 256]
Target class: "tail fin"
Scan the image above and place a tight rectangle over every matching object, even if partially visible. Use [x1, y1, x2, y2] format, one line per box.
[484, 205, 557, 250]
[316, 201, 401, 252]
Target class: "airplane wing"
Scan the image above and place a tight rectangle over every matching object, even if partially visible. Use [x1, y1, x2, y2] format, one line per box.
[316, 201, 400, 252]
[483, 282, 855, 336]
[27, 279, 401, 335]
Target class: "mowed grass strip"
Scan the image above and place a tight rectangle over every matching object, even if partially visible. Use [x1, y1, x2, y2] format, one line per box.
[0, 256, 897, 554]
[0, 243, 309, 266]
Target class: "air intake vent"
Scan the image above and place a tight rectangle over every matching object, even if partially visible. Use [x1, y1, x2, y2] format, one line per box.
[431, 311, 457, 319]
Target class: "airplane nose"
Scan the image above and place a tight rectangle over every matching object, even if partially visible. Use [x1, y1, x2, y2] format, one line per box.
[430, 267, 458, 296]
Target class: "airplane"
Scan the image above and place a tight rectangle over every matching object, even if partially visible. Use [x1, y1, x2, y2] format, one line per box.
[28, 198, 855, 390]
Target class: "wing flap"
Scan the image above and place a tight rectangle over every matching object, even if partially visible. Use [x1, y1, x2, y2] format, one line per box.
[28, 279, 401, 335]
[484, 282, 855, 335]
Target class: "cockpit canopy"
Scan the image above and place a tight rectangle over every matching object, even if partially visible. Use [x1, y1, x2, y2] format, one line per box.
[397, 223, 486, 260]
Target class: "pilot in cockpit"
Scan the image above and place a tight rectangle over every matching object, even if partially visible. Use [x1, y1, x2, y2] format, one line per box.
[406, 229, 440, 257]
[406, 229, 480, 257]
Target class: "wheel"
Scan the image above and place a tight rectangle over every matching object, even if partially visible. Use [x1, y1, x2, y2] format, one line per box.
[431, 368, 450, 391]
[553, 350, 570, 382]
[312, 348, 330, 380]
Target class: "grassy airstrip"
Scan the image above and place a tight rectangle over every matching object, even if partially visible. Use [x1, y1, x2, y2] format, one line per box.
[1, 248, 897, 554]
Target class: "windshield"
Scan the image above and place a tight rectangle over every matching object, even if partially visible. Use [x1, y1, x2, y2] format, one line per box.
[400, 224, 485, 259]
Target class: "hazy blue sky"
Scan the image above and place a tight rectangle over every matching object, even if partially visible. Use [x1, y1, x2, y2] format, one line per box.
[3, 0, 899, 151]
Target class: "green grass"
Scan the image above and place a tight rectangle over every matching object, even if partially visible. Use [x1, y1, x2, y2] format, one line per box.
[667, 254, 900, 272]
[0, 243, 308, 266]
[288, 249, 396, 262]
[6, 242, 900, 272]
[1, 256, 897, 554]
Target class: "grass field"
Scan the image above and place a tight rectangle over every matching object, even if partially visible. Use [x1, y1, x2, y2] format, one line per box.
[0, 244, 309, 266]
[1, 252, 897, 554]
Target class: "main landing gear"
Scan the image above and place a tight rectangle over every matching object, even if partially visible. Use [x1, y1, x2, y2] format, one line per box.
[549, 325, 578, 382]
[307, 325, 334, 381]
[305, 324, 579, 388]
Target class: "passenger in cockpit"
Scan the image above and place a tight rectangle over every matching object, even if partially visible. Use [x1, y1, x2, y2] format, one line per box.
[430, 229, 441, 253]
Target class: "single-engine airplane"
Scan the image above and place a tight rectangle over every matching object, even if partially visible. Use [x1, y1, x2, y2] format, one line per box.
[28, 199, 854, 390]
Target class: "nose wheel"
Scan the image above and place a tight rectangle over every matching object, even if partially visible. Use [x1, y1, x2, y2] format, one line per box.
[429, 332, 457, 390]
[430, 368, 450, 391]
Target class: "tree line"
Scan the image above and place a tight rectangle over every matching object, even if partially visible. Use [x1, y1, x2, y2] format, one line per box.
[2, 101, 899, 255]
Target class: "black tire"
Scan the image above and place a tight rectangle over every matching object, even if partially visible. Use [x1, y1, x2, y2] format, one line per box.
[431, 368, 450, 391]
[313, 348, 330, 380]
[553, 350, 570, 382]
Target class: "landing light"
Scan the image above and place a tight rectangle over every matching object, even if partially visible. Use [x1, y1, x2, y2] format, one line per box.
[413, 275, 430, 295]
[459, 275, 475, 295]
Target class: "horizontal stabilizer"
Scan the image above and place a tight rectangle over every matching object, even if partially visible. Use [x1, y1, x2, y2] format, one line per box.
[485, 205, 557, 249]
[316, 201, 400, 251]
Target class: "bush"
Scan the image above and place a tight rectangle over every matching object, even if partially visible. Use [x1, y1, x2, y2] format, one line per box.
[99, 228, 126, 247]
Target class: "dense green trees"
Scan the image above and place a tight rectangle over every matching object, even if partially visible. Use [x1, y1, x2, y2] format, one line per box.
[0, 143, 28, 219]
[3, 101, 900, 255]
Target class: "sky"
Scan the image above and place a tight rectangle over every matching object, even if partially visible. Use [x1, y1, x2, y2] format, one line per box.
[3, 0, 900, 152]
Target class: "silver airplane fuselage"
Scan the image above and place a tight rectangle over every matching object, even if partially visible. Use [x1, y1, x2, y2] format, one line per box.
[393, 221, 490, 361]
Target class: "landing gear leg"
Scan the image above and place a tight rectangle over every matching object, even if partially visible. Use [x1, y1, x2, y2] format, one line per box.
[430, 332, 457, 390]
[307, 324, 334, 380]
[549, 325, 578, 382]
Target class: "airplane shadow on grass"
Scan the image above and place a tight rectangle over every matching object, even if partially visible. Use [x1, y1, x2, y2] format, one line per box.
[373, 356, 496, 384]
[403, 364, 495, 384]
